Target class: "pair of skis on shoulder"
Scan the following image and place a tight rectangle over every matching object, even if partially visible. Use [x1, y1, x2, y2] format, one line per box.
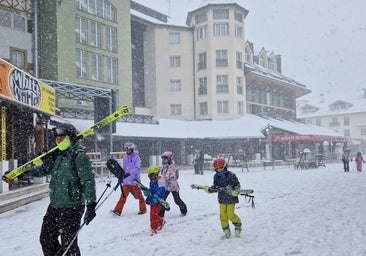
[191, 184, 255, 209]
[2, 106, 132, 183]
[106, 158, 170, 211]
[191, 184, 254, 196]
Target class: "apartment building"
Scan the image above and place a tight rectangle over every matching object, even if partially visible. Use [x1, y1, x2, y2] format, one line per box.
[35, 0, 132, 110]
[297, 91, 366, 151]
[133, 1, 310, 121]
[0, 2, 32, 71]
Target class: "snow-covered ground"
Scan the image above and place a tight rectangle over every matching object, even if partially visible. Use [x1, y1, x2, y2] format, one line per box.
[1, 162, 366, 256]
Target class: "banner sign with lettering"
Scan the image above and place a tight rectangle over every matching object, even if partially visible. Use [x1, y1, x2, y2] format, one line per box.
[273, 134, 350, 142]
[0, 58, 55, 115]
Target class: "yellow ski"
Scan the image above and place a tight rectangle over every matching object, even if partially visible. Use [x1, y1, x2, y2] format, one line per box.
[2, 106, 132, 183]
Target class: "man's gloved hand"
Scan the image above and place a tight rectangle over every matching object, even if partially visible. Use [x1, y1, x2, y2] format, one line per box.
[84, 202, 97, 225]
[231, 190, 240, 197]
[143, 190, 149, 197]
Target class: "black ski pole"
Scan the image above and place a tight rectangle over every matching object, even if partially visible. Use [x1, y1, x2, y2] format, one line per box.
[56, 180, 114, 256]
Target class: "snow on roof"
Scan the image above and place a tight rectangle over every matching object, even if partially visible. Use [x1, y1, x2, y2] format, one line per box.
[297, 91, 366, 118]
[69, 114, 341, 139]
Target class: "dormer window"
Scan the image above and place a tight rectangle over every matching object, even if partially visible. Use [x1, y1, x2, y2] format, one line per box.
[329, 100, 353, 111]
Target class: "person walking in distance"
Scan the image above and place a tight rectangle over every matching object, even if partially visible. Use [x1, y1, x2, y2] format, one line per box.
[159, 151, 188, 217]
[25, 123, 97, 256]
[111, 142, 147, 216]
[341, 148, 351, 172]
[355, 152, 365, 172]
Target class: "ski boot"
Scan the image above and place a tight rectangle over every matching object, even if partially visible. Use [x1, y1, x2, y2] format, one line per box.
[221, 227, 231, 239]
[234, 223, 242, 237]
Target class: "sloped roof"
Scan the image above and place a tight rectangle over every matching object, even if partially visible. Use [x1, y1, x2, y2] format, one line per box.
[297, 91, 366, 118]
[69, 114, 342, 140]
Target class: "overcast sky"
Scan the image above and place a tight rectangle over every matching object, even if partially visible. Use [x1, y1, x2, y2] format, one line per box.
[135, 0, 366, 97]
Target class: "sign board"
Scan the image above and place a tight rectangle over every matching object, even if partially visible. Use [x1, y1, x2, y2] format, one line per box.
[273, 134, 350, 143]
[0, 58, 56, 115]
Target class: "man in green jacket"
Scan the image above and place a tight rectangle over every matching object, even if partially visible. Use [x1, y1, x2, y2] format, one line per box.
[27, 123, 97, 256]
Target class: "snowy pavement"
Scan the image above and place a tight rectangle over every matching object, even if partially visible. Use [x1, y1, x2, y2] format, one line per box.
[1, 162, 366, 256]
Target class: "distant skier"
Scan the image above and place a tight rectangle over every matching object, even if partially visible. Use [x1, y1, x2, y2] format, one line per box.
[354, 152, 365, 172]
[203, 158, 242, 239]
[342, 148, 351, 172]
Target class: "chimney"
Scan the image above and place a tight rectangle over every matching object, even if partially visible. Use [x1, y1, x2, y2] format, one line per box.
[320, 93, 324, 103]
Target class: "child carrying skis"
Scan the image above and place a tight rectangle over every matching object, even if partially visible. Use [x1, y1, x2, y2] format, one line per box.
[204, 158, 242, 239]
[144, 165, 166, 234]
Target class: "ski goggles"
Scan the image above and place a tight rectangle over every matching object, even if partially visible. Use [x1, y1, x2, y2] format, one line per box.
[214, 166, 225, 171]
[52, 128, 67, 137]
[161, 155, 169, 160]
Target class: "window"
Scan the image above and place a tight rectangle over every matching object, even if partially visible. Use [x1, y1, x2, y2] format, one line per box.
[75, 16, 88, 44]
[217, 101, 229, 114]
[198, 52, 207, 70]
[170, 104, 182, 115]
[235, 25, 242, 38]
[344, 116, 349, 126]
[237, 101, 244, 115]
[198, 77, 207, 95]
[234, 12, 243, 22]
[169, 56, 181, 68]
[329, 117, 339, 127]
[0, 9, 11, 28]
[259, 54, 267, 67]
[214, 23, 229, 36]
[90, 21, 102, 48]
[91, 54, 103, 81]
[316, 119, 321, 126]
[216, 50, 228, 67]
[196, 25, 208, 40]
[236, 77, 243, 94]
[105, 26, 117, 52]
[76, 0, 117, 22]
[106, 56, 118, 84]
[169, 32, 180, 44]
[361, 128, 366, 136]
[213, 9, 229, 19]
[76, 49, 88, 78]
[10, 48, 26, 68]
[195, 12, 207, 24]
[200, 102, 208, 115]
[344, 129, 350, 136]
[236, 51, 242, 69]
[13, 14, 25, 32]
[170, 80, 181, 92]
[216, 75, 228, 93]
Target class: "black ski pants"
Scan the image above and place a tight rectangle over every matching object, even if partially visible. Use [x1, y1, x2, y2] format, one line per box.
[159, 191, 187, 217]
[40, 204, 84, 256]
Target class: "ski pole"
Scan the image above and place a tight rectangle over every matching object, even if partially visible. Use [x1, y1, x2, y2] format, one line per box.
[56, 181, 116, 256]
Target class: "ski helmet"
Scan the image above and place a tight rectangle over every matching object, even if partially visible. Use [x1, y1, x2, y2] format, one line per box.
[213, 158, 226, 170]
[146, 165, 160, 175]
[161, 151, 173, 161]
[53, 123, 78, 141]
[124, 142, 136, 151]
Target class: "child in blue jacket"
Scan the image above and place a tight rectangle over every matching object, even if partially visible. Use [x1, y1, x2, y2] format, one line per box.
[144, 165, 166, 234]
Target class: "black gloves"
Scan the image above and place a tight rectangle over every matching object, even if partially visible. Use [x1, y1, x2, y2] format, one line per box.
[84, 202, 97, 225]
